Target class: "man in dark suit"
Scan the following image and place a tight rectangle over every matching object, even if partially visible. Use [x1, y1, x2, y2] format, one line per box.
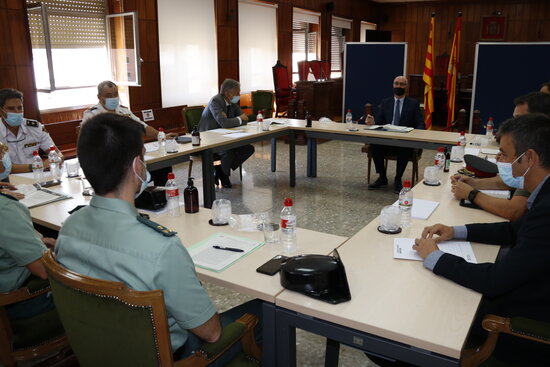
[366, 76, 425, 193]
[414, 114, 550, 365]
[199, 79, 254, 188]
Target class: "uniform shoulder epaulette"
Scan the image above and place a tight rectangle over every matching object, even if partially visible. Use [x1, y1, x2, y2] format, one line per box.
[26, 119, 39, 127]
[136, 215, 177, 237]
[86, 107, 98, 112]
[0, 191, 18, 201]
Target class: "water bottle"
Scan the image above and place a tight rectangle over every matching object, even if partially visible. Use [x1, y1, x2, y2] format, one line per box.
[486, 117, 494, 139]
[434, 147, 445, 171]
[280, 197, 297, 254]
[165, 172, 180, 217]
[32, 150, 44, 182]
[398, 180, 413, 228]
[458, 131, 467, 147]
[346, 109, 357, 131]
[256, 110, 263, 132]
[158, 128, 166, 155]
[48, 146, 61, 181]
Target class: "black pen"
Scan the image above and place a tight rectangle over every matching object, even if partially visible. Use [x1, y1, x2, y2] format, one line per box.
[213, 245, 244, 253]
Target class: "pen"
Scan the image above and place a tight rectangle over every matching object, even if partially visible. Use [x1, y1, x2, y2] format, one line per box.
[213, 245, 244, 253]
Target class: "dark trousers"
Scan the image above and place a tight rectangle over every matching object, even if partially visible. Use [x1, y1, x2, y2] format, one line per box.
[174, 299, 263, 365]
[6, 276, 55, 320]
[370, 144, 413, 181]
[218, 145, 255, 176]
[150, 167, 172, 186]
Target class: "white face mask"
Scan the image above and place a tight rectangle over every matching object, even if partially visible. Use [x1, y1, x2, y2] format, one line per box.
[496, 152, 530, 189]
[0, 152, 11, 180]
[132, 157, 151, 198]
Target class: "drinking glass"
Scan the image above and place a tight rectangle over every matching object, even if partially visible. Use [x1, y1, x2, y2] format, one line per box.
[212, 199, 231, 225]
[379, 205, 401, 232]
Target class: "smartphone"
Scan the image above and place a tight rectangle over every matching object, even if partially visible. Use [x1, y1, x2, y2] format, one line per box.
[256, 255, 289, 276]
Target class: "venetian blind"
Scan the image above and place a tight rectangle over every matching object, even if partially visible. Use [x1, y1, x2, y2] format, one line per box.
[27, 0, 107, 49]
[330, 17, 351, 73]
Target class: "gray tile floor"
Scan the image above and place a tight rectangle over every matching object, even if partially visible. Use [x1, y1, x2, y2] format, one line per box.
[171, 138, 436, 367]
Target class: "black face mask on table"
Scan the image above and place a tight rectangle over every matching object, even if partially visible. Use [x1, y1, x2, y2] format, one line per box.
[393, 87, 406, 96]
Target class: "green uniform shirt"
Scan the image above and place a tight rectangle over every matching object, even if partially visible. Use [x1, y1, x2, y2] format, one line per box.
[0, 193, 47, 293]
[55, 195, 217, 351]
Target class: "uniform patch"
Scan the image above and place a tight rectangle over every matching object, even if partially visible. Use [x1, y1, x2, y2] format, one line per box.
[136, 215, 177, 237]
[24, 142, 39, 148]
[26, 119, 39, 127]
[87, 107, 98, 112]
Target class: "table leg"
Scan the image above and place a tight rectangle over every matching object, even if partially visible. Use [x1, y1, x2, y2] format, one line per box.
[271, 138, 277, 172]
[307, 137, 317, 177]
[276, 310, 297, 367]
[201, 149, 215, 208]
[289, 130, 296, 187]
[262, 302, 277, 367]
[324, 338, 340, 367]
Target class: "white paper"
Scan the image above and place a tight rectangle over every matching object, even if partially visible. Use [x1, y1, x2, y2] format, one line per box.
[392, 198, 439, 220]
[464, 147, 480, 156]
[479, 190, 510, 200]
[145, 142, 159, 152]
[188, 233, 263, 272]
[481, 148, 500, 155]
[393, 238, 477, 263]
[222, 132, 253, 139]
[487, 158, 497, 164]
[209, 128, 241, 134]
[16, 184, 72, 209]
[383, 124, 413, 133]
[364, 125, 383, 130]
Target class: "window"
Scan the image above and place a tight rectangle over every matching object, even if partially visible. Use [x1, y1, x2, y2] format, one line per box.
[26, 0, 139, 110]
[158, 0, 218, 107]
[360, 21, 377, 42]
[238, 0, 278, 93]
[292, 8, 320, 82]
[330, 17, 351, 78]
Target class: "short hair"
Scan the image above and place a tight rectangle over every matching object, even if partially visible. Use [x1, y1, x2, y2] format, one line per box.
[220, 79, 240, 94]
[513, 94, 527, 106]
[540, 81, 550, 92]
[525, 92, 550, 116]
[77, 113, 145, 195]
[498, 113, 550, 168]
[0, 88, 23, 108]
[97, 80, 117, 95]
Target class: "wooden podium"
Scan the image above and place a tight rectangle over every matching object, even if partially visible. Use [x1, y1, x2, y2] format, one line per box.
[295, 78, 343, 121]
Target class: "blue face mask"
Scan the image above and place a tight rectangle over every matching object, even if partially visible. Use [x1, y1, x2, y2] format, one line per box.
[4, 112, 24, 127]
[133, 158, 151, 198]
[496, 152, 529, 189]
[0, 152, 11, 180]
[231, 95, 240, 104]
[104, 97, 119, 110]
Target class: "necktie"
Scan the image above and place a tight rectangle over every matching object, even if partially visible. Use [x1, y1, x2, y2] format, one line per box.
[226, 105, 232, 118]
[393, 99, 401, 125]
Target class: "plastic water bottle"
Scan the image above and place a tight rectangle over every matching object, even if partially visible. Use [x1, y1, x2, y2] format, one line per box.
[158, 128, 166, 155]
[165, 172, 180, 217]
[399, 180, 413, 228]
[346, 109, 356, 131]
[32, 150, 44, 182]
[280, 197, 297, 254]
[48, 147, 61, 181]
[458, 131, 467, 147]
[256, 110, 263, 132]
[486, 117, 494, 139]
[434, 147, 445, 171]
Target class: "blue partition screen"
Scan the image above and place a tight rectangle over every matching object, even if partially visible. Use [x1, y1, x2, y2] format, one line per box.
[343, 43, 407, 121]
[471, 42, 550, 132]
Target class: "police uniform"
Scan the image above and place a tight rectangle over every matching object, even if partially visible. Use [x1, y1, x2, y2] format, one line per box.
[0, 192, 47, 293]
[0, 118, 56, 165]
[81, 103, 148, 128]
[55, 195, 217, 351]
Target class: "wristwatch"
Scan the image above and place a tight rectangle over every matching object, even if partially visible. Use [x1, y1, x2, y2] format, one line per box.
[468, 189, 480, 203]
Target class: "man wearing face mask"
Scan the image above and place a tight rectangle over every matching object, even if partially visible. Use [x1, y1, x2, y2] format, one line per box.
[0, 88, 63, 173]
[414, 114, 550, 366]
[365, 76, 425, 193]
[56, 113, 262, 364]
[199, 79, 253, 188]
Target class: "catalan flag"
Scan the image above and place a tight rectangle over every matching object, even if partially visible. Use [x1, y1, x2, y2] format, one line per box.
[423, 13, 435, 130]
[446, 12, 462, 129]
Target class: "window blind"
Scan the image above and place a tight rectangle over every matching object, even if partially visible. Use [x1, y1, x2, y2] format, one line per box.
[330, 26, 344, 72]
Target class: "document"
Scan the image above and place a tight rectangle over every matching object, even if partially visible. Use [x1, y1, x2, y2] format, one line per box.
[464, 147, 480, 156]
[222, 132, 253, 139]
[393, 238, 477, 263]
[363, 125, 413, 133]
[209, 128, 241, 134]
[188, 233, 263, 272]
[481, 148, 500, 155]
[16, 184, 72, 209]
[392, 198, 439, 220]
[145, 141, 159, 152]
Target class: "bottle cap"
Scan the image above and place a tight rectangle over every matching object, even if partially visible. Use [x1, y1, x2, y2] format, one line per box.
[167, 172, 175, 180]
[49, 146, 55, 151]
[187, 177, 194, 186]
[403, 180, 411, 188]
[347, 109, 351, 113]
[460, 131, 465, 135]
[159, 127, 164, 132]
[438, 147, 444, 152]
[489, 117, 493, 121]
[33, 150, 39, 156]
[284, 197, 293, 206]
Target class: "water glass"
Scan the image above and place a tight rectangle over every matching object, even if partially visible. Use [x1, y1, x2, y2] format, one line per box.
[262, 119, 271, 131]
[450, 146, 464, 162]
[263, 222, 280, 245]
[379, 205, 401, 232]
[166, 137, 178, 153]
[212, 199, 231, 225]
[424, 166, 441, 185]
[66, 160, 80, 178]
[81, 177, 94, 196]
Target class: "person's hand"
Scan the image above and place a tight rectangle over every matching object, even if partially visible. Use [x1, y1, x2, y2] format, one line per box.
[451, 180, 474, 200]
[166, 132, 178, 139]
[0, 189, 24, 200]
[42, 237, 56, 249]
[451, 174, 475, 186]
[413, 238, 439, 259]
[0, 182, 17, 190]
[421, 224, 454, 243]
[240, 113, 249, 122]
[365, 114, 375, 125]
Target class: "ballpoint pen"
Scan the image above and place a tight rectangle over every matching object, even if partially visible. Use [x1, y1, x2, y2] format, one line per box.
[213, 245, 244, 253]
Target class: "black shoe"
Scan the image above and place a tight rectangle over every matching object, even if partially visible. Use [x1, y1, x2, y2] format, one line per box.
[215, 166, 232, 188]
[394, 180, 403, 194]
[368, 177, 388, 190]
[212, 168, 220, 187]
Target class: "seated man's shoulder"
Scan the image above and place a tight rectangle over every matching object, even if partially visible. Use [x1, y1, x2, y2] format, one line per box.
[24, 118, 42, 128]
[136, 215, 177, 238]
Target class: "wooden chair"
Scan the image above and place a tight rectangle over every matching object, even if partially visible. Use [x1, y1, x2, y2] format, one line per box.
[182, 106, 243, 182]
[461, 314, 550, 367]
[0, 277, 70, 367]
[244, 90, 275, 121]
[272, 60, 296, 117]
[41, 251, 262, 367]
[451, 109, 468, 132]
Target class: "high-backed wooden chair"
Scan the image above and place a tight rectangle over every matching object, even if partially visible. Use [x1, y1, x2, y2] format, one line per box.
[245, 90, 275, 121]
[42, 251, 261, 367]
[0, 277, 70, 367]
[272, 60, 296, 117]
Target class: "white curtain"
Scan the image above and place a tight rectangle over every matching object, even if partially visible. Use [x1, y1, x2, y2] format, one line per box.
[238, 1, 278, 93]
[158, 0, 218, 107]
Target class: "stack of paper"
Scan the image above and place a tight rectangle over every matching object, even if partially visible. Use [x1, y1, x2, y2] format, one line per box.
[393, 238, 477, 263]
[392, 198, 439, 220]
[16, 184, 72, 209]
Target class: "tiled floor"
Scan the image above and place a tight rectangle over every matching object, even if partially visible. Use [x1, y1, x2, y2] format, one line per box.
[172, 138, 436, 367]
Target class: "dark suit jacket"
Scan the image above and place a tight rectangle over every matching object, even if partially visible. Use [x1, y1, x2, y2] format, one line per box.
[198, 94, 245, 132]
[434, 177, 550, 363]
[375, 97, 425, 129]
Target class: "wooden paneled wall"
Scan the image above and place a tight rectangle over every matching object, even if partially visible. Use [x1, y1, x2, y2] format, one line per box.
[375, 0, 550, 76]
